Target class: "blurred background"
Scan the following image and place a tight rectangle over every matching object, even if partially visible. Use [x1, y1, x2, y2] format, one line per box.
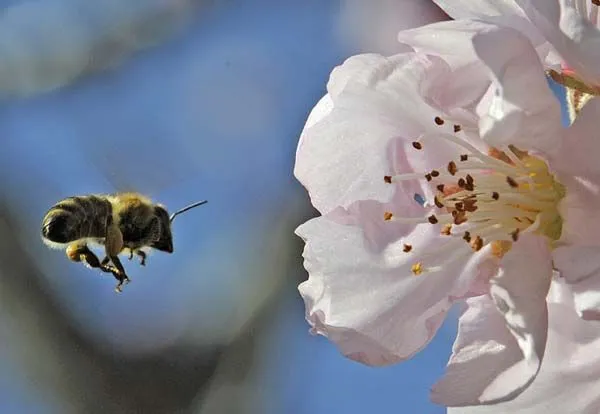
[0, 1, 460, 413]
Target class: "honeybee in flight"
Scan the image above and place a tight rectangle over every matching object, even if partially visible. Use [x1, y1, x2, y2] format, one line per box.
[41, 192, 207, 292]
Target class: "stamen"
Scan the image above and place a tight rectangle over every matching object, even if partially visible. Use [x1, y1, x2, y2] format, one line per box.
[506, 176, 519, 188]
[460, 154, 468, 161]
[434, 116, 444, 126]
[453, 124, 461, 133]
[448, 161, 457, 175]
[428, 215, 439, 224]
[403, 244, 413, 253]
[411, 262, 423, 275]
[511, 229, 520, 242]
[470, 236, 483, 251]
[412, 141, 423, 150]
[384, 175, 392, 184]
[463, 231, 471, 243]
[492, 192, 499, 200]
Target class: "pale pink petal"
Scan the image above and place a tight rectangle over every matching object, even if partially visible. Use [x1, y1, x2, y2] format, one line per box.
[432, 0, 546, 46]
[294, 53, 460, 215]
[432, 234, 552, 406]
[553, 246, 600, 320]
[471, 26, 562, 154]
[556, 173, 600, 247]
[551, 98, 600, 177]
[518, 0, 600, 85]
[449, 280, 600, 414]
[432, 0, 523, 20]
[297, 212, 497, 366]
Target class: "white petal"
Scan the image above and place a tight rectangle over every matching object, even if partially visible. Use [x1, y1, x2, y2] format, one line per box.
[294, 53, 458, 214]
[432, 0, 546, 46]
[432, 235, 552, 406]
[518, 0, 600, 85]
[449, 279, 600, 414]
[471, 25, 562, 154]
[297, 213, 496, 366]
[551, 98, 600, 178]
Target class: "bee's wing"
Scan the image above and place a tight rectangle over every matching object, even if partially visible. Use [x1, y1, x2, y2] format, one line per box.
[76, 135, 200, 197]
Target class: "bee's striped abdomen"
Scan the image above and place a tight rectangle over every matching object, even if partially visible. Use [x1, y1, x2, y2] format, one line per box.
[41, 195, 112, 244]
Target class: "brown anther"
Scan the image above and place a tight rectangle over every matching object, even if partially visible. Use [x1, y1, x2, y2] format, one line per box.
[412, 141, 423, 150]
[411, 262, 423, 275]
[466, 174, 474, 185]
[384, 175, 392, 184]
[514, 217, 522, 223]
[434, 196, 445, 209]
[436, 184, 445, 192]
[492, 191, 500, 200]
[463, 199, 477, 212]
[384, 211, 393, 221]
[454, 202, 464, 211]
[441, 224, 452, 236]
[403, 244, 413, 253]
[457, 178, 466, 188]
[511, 229, 520, 242]
[464, 182, 475, 192]
[460, 154, 468, 162]
[453, 211, 467, 225]
[453, 124, 461, 133]
[463, 231, 471, 243]
[434, 116, 445, 125]
[428, 214, 439, 224]
[447, 161, 457, 175]
[593, 0, 600, 5]
[506, 176, 519, 188]
[425, 173, 432, 182]
[430, 170, 440, 178]
[470, 236, 483, 252]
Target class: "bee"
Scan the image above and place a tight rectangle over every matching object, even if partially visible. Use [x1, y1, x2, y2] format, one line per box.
[41, 192, 207, 292]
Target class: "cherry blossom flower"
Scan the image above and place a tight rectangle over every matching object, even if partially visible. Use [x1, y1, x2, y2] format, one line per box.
[448, 279, 600, 414]
[295, 20, 600, 406]
[431, 0, 600, 118]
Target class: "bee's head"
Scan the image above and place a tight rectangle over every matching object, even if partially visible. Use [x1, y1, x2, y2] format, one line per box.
[151, 205, 174, 253]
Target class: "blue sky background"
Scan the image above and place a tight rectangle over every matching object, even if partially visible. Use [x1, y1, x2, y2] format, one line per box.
[0, 1, 570, 413]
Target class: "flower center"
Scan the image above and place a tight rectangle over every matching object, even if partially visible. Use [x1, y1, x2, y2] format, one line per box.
[384, 118, 565, 267]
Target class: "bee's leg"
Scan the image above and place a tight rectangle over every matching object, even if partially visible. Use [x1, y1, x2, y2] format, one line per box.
[128, 250, 133, 260]
[67, 243, 115, 273]
[109, 255, 130, 293]
[136, 250, 147, 266]
[105, 222, 129, 292]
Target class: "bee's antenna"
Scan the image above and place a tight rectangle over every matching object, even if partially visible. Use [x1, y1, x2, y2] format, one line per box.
[169, 200, 208, 222]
